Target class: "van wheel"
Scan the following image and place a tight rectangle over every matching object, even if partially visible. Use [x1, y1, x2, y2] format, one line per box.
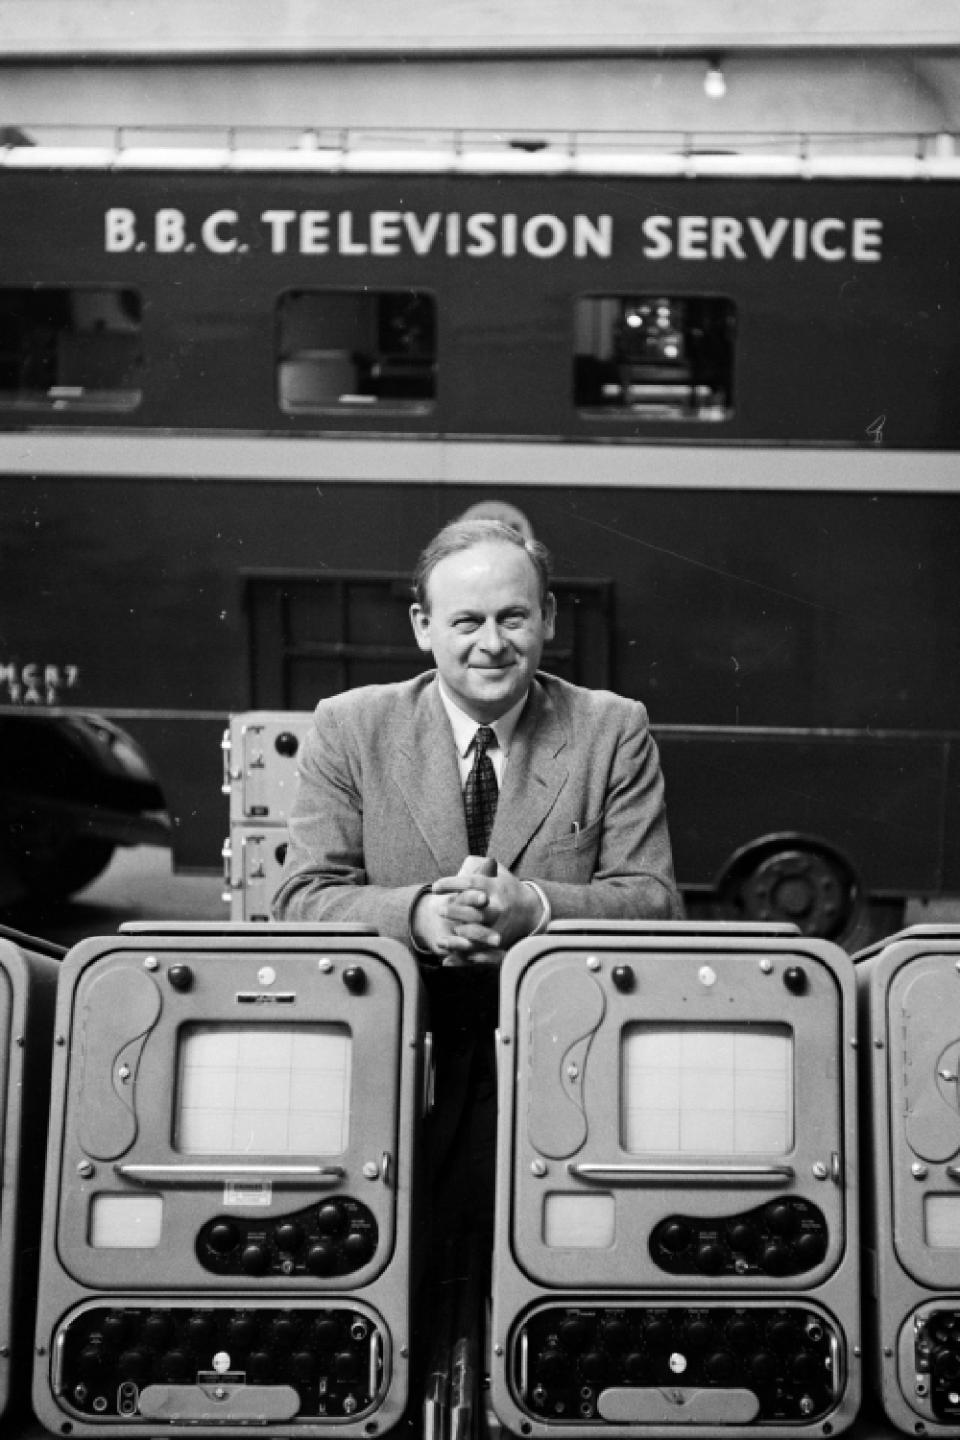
[0, 813, 115, 905]
[714, 835, 860, 941]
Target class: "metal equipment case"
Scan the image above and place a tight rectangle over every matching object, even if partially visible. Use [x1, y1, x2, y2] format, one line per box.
[856, 924, 960, 1435]
[222, 713, 312, 922]
[490, 921, 861, 1437]
[0, 929, 60, 1424]
[32, 921, 427, 1437]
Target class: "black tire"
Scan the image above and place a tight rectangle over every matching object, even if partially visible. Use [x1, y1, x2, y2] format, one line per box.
[713, 835, 861, 942]
[840, 897, 907, 956]
[0, 814, 115, 905]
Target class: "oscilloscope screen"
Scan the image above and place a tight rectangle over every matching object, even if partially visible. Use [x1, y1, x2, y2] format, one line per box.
[173, 1022, 353, 1156]
[620, 1022, 794, 1156]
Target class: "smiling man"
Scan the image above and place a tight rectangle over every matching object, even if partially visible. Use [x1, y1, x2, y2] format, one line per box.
[272, 516, 681, 953]
[272, 515, 680, 1245]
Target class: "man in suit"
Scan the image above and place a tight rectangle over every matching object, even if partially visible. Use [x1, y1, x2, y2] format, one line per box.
[272, 516, 680, 1240]
[273, 517, 680, 948]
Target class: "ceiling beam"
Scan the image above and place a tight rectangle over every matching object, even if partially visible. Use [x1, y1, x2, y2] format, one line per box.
[1, 1, 958, 62]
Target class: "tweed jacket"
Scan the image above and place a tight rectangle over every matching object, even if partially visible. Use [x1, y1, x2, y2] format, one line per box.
[272, 670, 680, 940]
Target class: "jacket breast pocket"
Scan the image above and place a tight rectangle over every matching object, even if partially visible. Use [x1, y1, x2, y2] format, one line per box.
[539, 813, 603, 880]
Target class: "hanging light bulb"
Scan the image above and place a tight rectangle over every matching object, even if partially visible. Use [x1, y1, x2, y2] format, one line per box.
[704, 56, 726, 100]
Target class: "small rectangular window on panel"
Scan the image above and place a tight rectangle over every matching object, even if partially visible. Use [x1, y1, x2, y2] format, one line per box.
[575, 294, 734, 420]
[0, 287, 142, 411]
[277, 289, 436, 413]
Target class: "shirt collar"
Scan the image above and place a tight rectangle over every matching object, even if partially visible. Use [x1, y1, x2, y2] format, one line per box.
[437, 679, 528, 757]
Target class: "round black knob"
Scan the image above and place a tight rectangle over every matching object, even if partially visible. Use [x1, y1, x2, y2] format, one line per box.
[768, 1318, 799, 1352]
[317, 1202, 346, 1236]
[643, 1317, 674, 1350]
[207, 1220, 240, 1255]
[611, 965, 635, 993]
[275, 731, 300, 757]
[167, 964, 194, 992]
[684, 1319, 715, 1351]
[659, 1219, 692, 1254]
[240, 1242, 269, 1275]
[227, 1313, 259, 1347]
[311, 1316, 341, 1349]
[795, 1231, 827, 1266]
[102, 1311, 131, 1346]
[333, 1349, 363, 1383]
[270, 1315, 299, 1348]
[624, 1350, 652, 1383]
[185, 1313, 216, 1347]
[696, 1242, 726, 1275]
[727, 1221, 760, 1257]
[246, 1349, 273, 1384]
[306, 1241, 337, 1276]
[117, 1347, 151, 1383]
[761, 1241, 793, 1276]
[600, 1318, 631, 1352]
[342, 966, 368, 995]
[705, 1349, 737, 1385]
[158, 1349, 191, 1383]
[141, 1313, 173, 1348]
[765, 1202, 801, 1238]
[344, 1230, 374, 1265]
[275, 1222, 303, 1253]
[534, 1347, 567, 1383]
[792, 1350, 822, 1384]
[748, 1349, 779, 1387]
[77, 1342, 106, 1378]
[783, 966, 808, 995]
[559, 1316, 592, 1350]
[579, 1350, 609, 1385]
[290, 1349, 318, 1382]
[726, 1315, 758, 1350]
[934, 1347, 960, 1381]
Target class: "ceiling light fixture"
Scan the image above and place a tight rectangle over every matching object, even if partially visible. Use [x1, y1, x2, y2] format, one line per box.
[704, 56, 726, 100]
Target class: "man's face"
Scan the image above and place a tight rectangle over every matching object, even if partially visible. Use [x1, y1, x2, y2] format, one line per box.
[410, 540, 556, 722]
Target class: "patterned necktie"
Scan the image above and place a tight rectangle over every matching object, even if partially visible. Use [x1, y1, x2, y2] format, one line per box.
[464, 725, 499, 856]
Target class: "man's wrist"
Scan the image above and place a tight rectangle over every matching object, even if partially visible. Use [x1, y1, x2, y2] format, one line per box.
[522, 880, 551, 936]
[408, 884, 440, 961]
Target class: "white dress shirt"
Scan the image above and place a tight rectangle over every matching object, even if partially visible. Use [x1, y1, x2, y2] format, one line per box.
[437, 680, 527, 787]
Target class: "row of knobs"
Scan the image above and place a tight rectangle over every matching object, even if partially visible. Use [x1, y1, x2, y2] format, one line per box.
[202, 1201, 375, 1276]
[654, 1200, 827, 1275]
[69, 1309, 373, 1394]
[533, 1341, 825, 1390]
[539, 1310, 825, 1357]
[529, 1310, 830, 1400]
[76, 1340, 367, 1388]
[920, 1313, 960, 1410]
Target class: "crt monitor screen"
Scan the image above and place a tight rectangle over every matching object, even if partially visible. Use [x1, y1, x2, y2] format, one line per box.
[620, 1021, 794, 1155]
[174, 1022, 353, 1156]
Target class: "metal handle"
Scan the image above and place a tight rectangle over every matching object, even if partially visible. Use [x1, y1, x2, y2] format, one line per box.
[518, 1331, 530, 1400]
[567, 1162, 795, 1186]
[422, 1030, 435, 1119]
[51, 1331, 67, 1395]
[369, 1328, 383, 1401]
[115, 1162, 345, 1186]
[139, 1381, 299, 1422]
[220, 727, 232, 795]
[828, 1329, 844, 1400]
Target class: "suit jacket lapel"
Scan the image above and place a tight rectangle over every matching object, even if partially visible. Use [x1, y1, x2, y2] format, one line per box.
[488, 679, 569, 870]
[391, 677, 471, 873]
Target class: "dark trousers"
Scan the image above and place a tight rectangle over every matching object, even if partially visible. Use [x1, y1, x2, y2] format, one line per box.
[423, 965, 499, 1244]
